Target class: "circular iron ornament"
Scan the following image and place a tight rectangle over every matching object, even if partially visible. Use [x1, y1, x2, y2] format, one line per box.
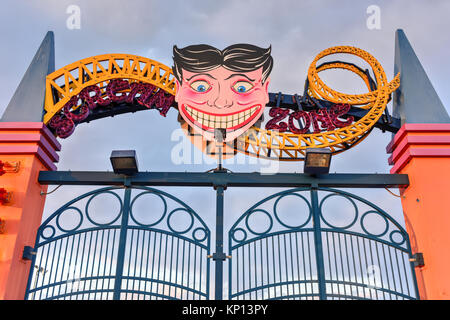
[41, 225, 56, 240]
[192, 227, 208, 243]
[245, 209, 273, 236]
[56, 207, 83, 233]
[129, 191, 167, 227]
[167, 208, 195, 235]
[389, 230, 406, 246]
[231, 228, 248, 243]
[273, 193, 312, 229]
[360, 210, 389, 238]
[85, 191, 123, 227]
[319, 193, 359, 230]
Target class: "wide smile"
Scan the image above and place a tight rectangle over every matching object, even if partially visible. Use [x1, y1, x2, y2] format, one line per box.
[182, 104, 262, 132]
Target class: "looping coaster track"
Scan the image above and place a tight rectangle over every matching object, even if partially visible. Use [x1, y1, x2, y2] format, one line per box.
[43, 47, 400, 161]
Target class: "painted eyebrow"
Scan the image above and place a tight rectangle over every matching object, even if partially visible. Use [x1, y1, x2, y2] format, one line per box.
[224, 73, 255, 81]
[185, 73, 217, 81]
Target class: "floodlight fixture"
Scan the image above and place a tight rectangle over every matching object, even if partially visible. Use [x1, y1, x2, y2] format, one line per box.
[110, 150, 139, 175]
[304, 148, 332, 175]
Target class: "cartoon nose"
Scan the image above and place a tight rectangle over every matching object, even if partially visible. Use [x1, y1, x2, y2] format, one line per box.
[210, 88, 233, 109]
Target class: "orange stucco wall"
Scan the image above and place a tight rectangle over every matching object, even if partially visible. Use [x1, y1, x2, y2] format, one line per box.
[399, 157, 450, 299]
[388, 124, 450, 300]
[0, 155, 48, 299]
[0, 123, 59, 300]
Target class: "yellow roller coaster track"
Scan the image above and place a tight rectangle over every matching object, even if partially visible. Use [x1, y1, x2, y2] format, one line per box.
[234, 46, 400, 160]
[43, 54, 176, 124]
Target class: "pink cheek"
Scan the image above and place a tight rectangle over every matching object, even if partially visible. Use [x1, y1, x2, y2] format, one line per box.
[179, 89, 208, 105]
[236, 90, 265, 106]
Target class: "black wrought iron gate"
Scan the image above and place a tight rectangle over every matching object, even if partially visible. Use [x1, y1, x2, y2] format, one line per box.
[25, 187, 211, 300]
[228, 187, 418, 300]
[26, 172, 419, 300]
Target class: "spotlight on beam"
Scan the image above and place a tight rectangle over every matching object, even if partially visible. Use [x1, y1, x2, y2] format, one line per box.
[110, 150, 139, 175]
[304, 148, 332, 175]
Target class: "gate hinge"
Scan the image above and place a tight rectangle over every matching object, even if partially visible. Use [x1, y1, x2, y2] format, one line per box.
[207, 253, 231, 261]
[409, 252, 425, 268]
[22, 246, 37, 261]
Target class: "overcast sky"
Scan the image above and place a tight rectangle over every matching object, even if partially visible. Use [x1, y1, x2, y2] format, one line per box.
[1, 0, 449, 257]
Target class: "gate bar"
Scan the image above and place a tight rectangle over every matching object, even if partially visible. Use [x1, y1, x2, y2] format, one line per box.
[38, 172, 409, 188]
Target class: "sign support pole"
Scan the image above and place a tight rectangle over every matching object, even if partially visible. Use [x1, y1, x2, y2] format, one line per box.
[310, 186, 327, 300]
[112, 183, 132, 300]
[213, 185, 225, 300]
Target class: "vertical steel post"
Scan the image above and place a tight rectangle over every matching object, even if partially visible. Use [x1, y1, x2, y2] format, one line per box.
[311, 186, 327, 300]
[214, 185, 225, 300]
[113, 183, 132, 300]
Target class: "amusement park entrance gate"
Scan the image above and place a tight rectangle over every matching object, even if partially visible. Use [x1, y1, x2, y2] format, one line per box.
[24, 171, 419, 300]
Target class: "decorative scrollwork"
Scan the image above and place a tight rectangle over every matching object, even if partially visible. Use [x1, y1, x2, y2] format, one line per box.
[389, 230, 406, 246]
[85, 190, 123, 227]
[245, 209, 273, 236]
[319, 193, 359, 230]
[192, 227, 208, 242]
[273, 193, 312, 229]
[229, 188, 410, 250]
[167, 208, 195, 235]
[41, 225, 56, 240]
[55, 207, 83, 233]
[129, 191, 167, 227]
[37, 187, 210, 247]
[229, 189, 313, 245]
[230, 228, 248, 243]
[360, 210, 389, 237]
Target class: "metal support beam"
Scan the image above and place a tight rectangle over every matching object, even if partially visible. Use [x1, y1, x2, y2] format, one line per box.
[113, 186, 131, 300]
[214, 185, 225, 300]
[38, 171, 409, 189]
[310, 187, 327, 300]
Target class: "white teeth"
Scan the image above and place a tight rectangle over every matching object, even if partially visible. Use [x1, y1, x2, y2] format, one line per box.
[185, 105, 260, 129]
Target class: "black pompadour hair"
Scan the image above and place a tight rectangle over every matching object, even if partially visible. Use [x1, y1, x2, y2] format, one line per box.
[172, 44, 273, 84]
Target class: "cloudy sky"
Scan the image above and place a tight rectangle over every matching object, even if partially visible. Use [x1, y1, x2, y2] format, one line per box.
[1, 0, 449, 296]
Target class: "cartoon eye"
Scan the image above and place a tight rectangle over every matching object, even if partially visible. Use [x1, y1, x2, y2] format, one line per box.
[190, 80, 211, 93]
[232, 81, 254, 93]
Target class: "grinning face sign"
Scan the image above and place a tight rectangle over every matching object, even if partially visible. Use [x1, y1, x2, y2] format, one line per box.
[172, 44, 273, 142]
[175, 66, 270, 142]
